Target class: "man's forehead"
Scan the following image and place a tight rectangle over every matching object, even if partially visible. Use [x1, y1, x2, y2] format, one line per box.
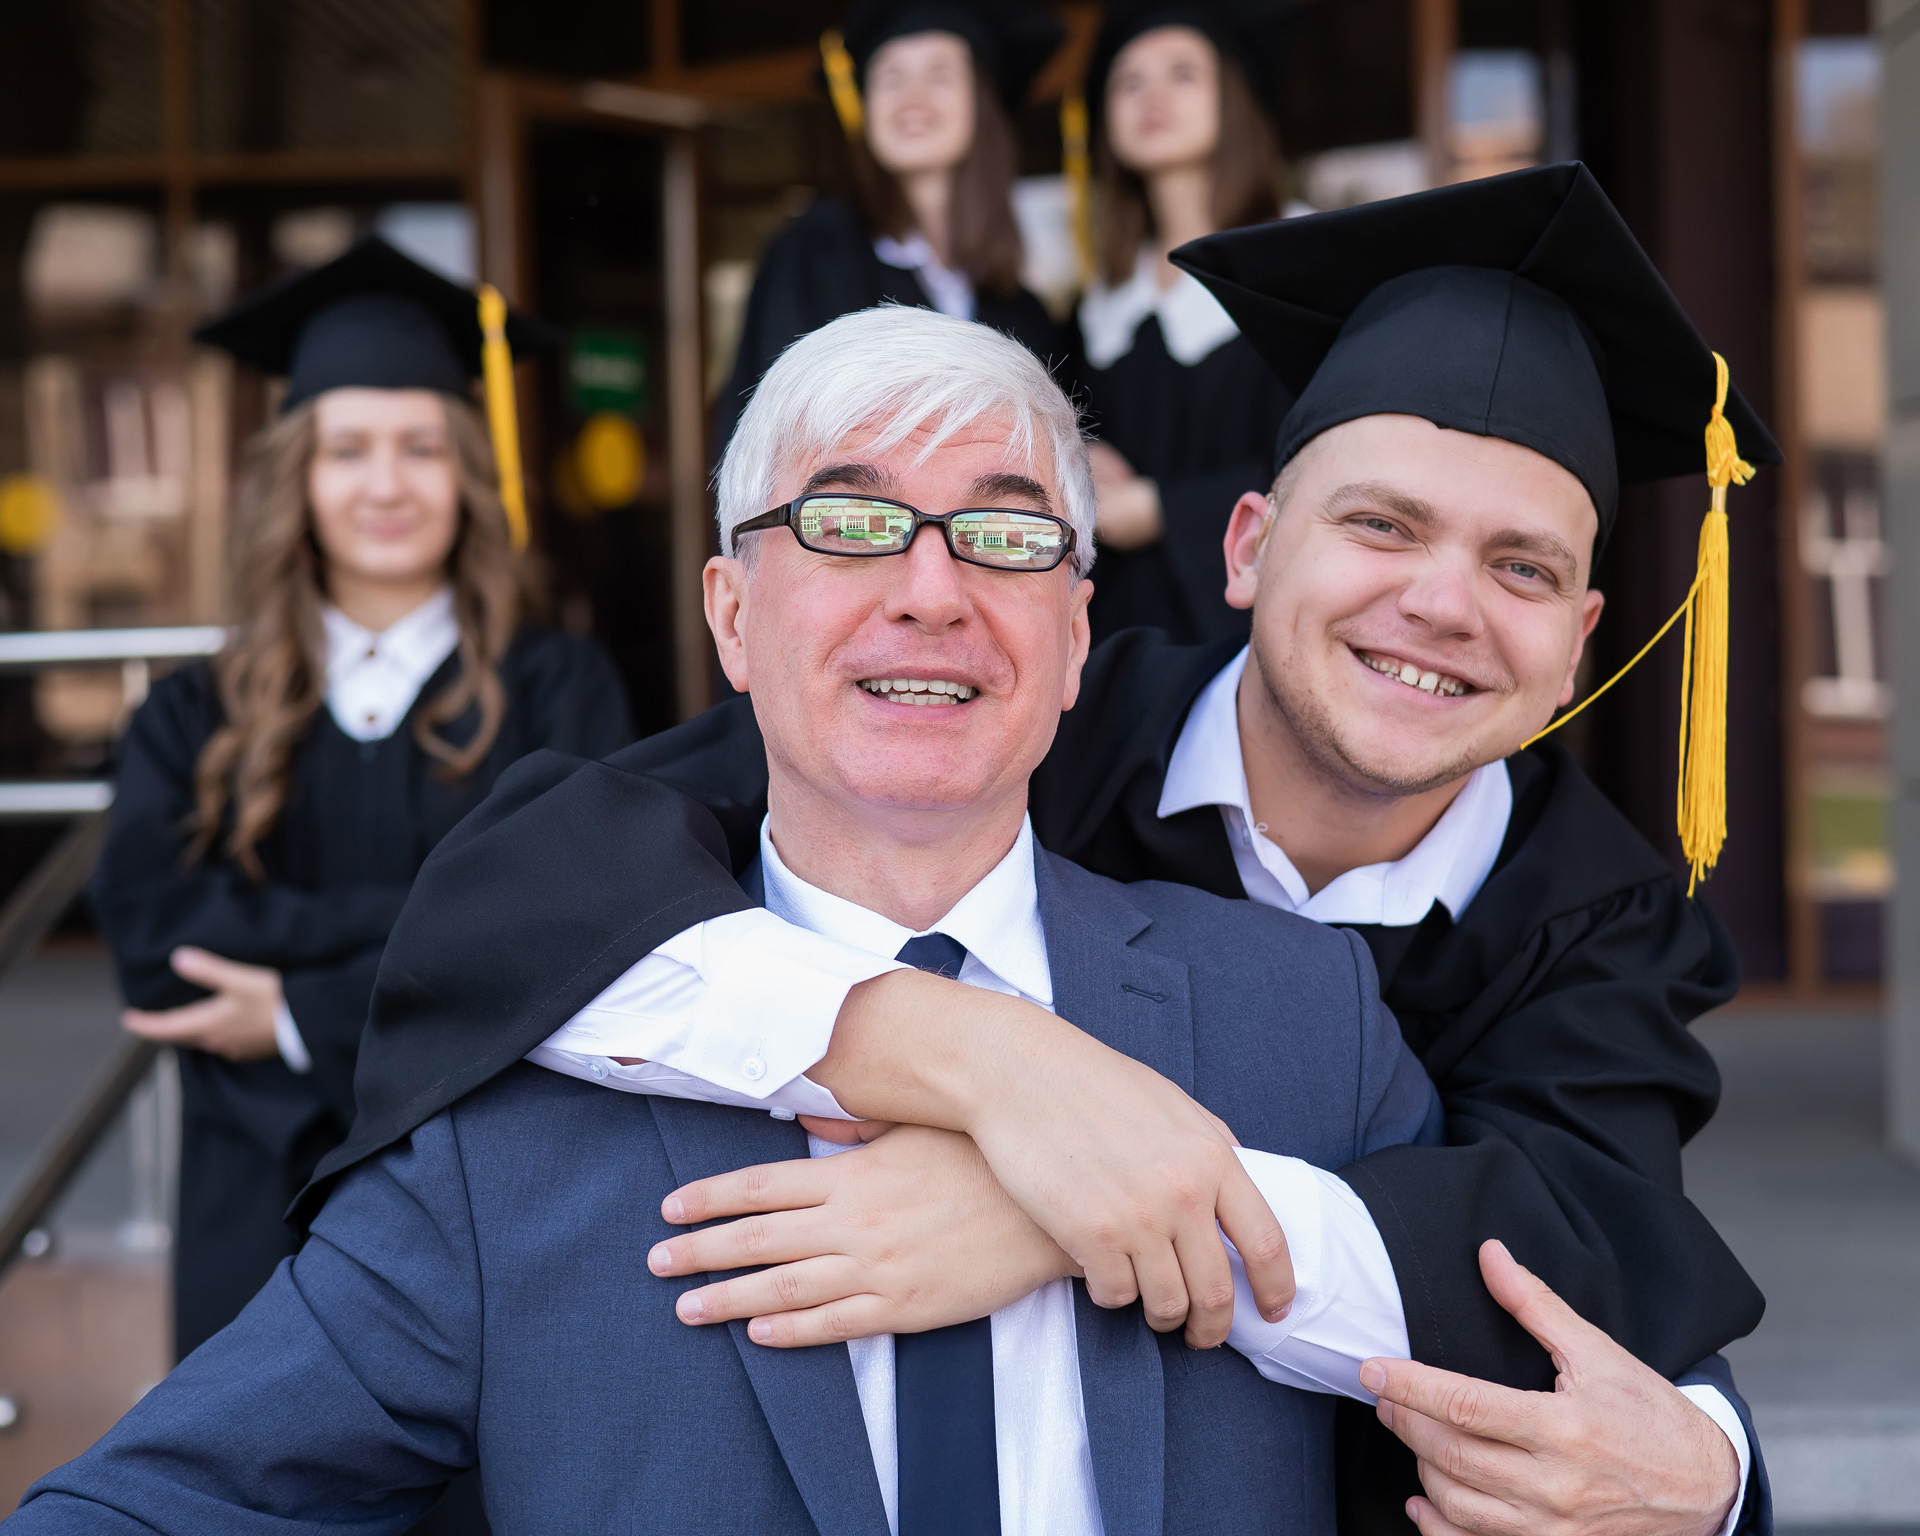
[1299, 415, 1599, 548]
[785, 420, 1046, 491]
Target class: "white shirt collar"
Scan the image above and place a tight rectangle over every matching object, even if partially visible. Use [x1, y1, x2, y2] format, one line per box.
[1078, 246, 1240, 369]
[320, 586, 460, 743]
[1156, 647, 1513, 927]
[872, 233, 976, 322]
[759, 812, 1053, 1008]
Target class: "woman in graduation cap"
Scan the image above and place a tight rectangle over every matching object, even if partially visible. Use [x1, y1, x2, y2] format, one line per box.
[712, 0, 1067, 453]
[90, 238, 634, 1361]
[1073, 0, 1300, 646]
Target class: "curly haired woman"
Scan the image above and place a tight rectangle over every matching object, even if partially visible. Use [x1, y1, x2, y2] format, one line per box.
[91, 240, 633, 1359]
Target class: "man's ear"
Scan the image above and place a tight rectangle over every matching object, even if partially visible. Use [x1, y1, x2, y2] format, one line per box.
[1222, 492, 1276, 611]
[1558, 588, 1606, 707]
[703, 556, 753, 695]
[1059, 576, 1095, 711]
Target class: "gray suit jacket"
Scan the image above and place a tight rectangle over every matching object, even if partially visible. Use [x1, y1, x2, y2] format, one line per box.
[13, 850, 1440, 1534]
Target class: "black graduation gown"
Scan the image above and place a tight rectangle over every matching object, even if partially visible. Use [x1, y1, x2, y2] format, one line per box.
[1074, 316, 1290, 647]
[92, 628, 633, 1358]
[713, 195, 1067, 456]
[301, 635, 1761, 1536]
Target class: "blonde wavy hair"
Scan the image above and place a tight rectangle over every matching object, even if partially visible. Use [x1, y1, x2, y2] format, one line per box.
[191, 394, 527, 878]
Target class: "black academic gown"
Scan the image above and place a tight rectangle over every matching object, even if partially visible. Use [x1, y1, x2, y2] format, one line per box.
[92, 628, 633, 1359]
[303, 626, 1763, 1536]
[1074, 314, 1290, 647]
[714, 195, 1066, 455]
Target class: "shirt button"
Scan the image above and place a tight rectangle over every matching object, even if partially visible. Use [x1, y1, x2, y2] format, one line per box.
[589, 1059, 609, 1080]
[741, 1056, 767, 1081]
[768, 1106, 795, 1121]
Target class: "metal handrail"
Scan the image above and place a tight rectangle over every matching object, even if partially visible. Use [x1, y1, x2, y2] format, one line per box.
[0, 628, 220, 1273]
[0, 625, 225, 670]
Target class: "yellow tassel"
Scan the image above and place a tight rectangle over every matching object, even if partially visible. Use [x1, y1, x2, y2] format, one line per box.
[1060, 91, 1093, 288]
[821, 30, 865, 139]
[478, 283, 530, 554]
[1676, 352, 1755, 893]
[1521, 351, 1755, 898]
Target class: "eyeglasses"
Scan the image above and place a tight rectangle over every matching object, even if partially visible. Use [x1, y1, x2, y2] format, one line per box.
[730, 494, 1077, 573]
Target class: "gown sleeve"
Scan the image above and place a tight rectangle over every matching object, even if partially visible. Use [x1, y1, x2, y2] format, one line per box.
[91, 670, 412, 1015]
[1337, 879, 1763, 1390]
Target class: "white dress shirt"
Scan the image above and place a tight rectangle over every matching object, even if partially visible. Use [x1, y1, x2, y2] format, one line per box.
[271, 589, 461, 1075]
[874, 233, 974, 321]
[1157, 647, 1513, 926]
[535, 815, 1422, 1534]
[528, 654, 1751, 1529]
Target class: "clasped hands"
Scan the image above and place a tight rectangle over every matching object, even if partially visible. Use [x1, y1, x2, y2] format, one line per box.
[121, 946, 284, 1060]
[646, 971, 1741, 1536]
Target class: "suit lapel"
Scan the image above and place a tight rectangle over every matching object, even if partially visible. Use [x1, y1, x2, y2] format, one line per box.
[650, 1097, 891, 1536]
[1035, 852, 1190, 1536]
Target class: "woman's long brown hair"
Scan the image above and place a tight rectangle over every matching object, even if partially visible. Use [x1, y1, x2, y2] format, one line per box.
[1095, 52, 1284, 287]
[190, 394, 526, 879]
[849, 69, 1026, 299]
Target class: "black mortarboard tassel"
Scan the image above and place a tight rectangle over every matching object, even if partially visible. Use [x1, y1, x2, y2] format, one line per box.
[821, 0, 1065, 132]
[1175, 161, 1783, 891]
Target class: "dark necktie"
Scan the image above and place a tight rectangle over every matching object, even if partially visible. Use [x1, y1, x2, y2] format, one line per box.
[890, 933, 1000, 1536]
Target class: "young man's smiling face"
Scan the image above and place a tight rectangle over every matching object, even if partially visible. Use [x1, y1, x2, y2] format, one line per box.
[1223, 413, 1606, 796]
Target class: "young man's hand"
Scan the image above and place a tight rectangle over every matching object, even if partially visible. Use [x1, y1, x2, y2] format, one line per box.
[1362, 1241, 1742, 1536]
[804, 969, 1295, 1349]
[651, 1124, 1073, 1345]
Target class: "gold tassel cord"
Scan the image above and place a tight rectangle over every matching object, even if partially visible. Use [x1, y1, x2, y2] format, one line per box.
[1060, 91, 1093, 289]
[821, 30, 865, 139]
[1676, 352, 1755, 893]
[1522, 351, 1754, 897]
[478, 283, 530, 554]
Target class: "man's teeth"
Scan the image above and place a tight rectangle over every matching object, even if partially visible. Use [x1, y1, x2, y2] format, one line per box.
[1359, 651, 1469, 698]
[858, 677, 978, 705]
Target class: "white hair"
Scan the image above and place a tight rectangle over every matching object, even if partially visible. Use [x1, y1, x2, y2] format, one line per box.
[715, 305, 1095, 577]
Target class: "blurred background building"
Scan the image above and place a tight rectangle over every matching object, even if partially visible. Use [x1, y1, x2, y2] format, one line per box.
[0, 0, 1915, 1524]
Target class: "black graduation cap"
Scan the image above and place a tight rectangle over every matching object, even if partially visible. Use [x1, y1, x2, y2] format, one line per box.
[830, 0, 1065, 114]
[194, 235, 551, 413]
[1171, 160, 1782, 536]
[1086, 0, 1303, 123]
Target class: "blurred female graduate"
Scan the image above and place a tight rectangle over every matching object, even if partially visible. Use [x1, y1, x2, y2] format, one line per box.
[713, 0, 1067, 451]
[1074, 0, 1301, 645]
[91, 238, 633, 1360]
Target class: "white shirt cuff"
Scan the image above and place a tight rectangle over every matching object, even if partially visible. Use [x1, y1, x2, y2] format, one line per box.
[530, 908, 900, 1108]
[273, 1000, 312, 1074]
[1677, 1384, 1752, 1536]
[1223, 1147, 1410, 1400]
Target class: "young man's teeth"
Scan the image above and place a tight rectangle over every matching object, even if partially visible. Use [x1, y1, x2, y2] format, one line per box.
[859, 678, 978, 704]
[1361, 652, 1467, 698]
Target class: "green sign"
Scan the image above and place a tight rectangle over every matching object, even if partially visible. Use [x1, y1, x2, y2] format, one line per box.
[567, 326, 646, 417]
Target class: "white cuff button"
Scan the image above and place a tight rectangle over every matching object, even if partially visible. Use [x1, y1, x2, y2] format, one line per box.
[741, 1056, 767, 1082]
[589, 1059, 609, 1080]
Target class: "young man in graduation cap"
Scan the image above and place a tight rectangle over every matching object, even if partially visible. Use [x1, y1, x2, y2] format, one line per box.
[298, 165, 1771, 1536]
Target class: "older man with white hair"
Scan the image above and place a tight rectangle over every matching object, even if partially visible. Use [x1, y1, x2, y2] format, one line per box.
[16, 305, 1441, 1535]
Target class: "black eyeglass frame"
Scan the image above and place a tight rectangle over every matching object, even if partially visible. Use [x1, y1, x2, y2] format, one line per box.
[729, 494, 1078, 572]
